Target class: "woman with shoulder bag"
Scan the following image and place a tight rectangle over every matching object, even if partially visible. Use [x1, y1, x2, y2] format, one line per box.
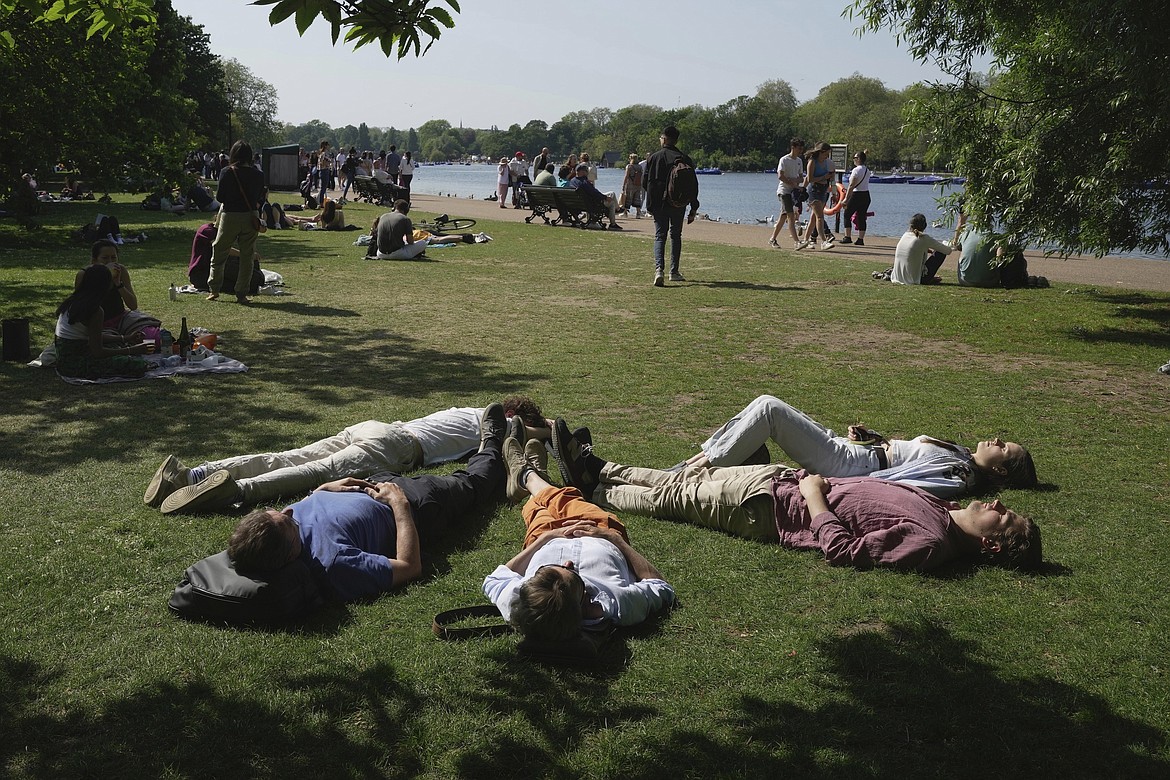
[207, 140, 264, 304]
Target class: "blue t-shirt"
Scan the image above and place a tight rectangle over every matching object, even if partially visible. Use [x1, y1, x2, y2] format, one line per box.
[289, 490, 397, 602]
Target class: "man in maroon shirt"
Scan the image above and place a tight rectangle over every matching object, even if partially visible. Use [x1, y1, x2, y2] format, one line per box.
[549, 426, 1042, 573]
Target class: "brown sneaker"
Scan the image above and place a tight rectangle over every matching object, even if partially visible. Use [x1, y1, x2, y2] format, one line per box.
[144, 454, 190, 508]
[503, 437, 530, 504]
[524, 439, 552, 483]
[160, 470, 239, 514]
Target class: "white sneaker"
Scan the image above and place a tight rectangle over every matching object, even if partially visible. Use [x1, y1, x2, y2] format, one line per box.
[821, 240, 834, 250]
[653, 272, 664, 287]
[795, 240, 810, 251]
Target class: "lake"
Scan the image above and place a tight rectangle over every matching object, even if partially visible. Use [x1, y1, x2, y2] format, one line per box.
[402, 164, 1161, 259]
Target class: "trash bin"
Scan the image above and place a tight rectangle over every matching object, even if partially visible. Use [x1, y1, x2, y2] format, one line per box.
[2, 318, 31, 361]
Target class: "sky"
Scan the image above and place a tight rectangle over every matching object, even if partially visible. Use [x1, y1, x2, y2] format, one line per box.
[172, 0, 972, 131]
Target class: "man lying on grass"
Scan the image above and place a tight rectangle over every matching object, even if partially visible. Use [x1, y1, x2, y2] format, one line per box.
[223, 405, 510, 601]
[146, 396, 550, 515]
[550, 421, 1042, 574]
[482, 429, 674, 642]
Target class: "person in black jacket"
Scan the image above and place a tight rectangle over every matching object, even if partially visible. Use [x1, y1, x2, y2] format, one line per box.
[644, 126, 700, 287]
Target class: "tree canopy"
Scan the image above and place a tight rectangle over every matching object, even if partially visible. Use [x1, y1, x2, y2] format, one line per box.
[849, 0, 1170, 256]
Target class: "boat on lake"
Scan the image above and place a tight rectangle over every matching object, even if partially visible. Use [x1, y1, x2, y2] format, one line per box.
[696, 167, 723, 175]
[909, 174, 946, 184]
[871, 174, 911, 184]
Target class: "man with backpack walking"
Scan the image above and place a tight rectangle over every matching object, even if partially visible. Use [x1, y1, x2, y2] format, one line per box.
[644, 126, 700, 287]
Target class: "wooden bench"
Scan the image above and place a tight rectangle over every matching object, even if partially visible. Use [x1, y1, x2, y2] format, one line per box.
[352, 175, 408, 206]
[521, 185, 610, 228]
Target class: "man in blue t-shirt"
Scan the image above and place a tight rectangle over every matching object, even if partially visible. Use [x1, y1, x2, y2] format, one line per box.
[226, 405, 509, 602]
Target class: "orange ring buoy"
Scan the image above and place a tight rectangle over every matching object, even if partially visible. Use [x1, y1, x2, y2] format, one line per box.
[823, 182, 848, 215]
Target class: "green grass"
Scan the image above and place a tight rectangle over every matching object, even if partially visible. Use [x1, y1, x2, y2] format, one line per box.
[1, 196, 1168, 778]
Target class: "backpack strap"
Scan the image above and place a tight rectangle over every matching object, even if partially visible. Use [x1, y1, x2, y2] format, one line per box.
[432, 604, 512, 640]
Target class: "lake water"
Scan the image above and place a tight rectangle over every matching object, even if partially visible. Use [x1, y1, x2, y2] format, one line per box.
[404, 164, 1161, 259]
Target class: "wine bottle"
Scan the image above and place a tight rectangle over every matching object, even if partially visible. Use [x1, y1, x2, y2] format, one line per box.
[178, 317, 191, 361]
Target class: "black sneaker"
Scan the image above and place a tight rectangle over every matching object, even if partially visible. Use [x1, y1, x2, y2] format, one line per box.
[854, 238, 864, 247]
[551, 418, 595, 497]
[479, 403, 507, 451]
[840, 236, 853, 245]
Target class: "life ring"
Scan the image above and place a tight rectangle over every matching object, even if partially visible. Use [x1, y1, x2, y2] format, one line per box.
[823, 182, 848, 215]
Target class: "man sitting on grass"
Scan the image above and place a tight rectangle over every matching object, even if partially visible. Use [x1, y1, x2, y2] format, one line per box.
[146, 397, 551, 514]
[482, 431, 674, 642]
[375, 199, 427, 260]
[548, 421, 1042, 574]
[225, 404, 509, 602]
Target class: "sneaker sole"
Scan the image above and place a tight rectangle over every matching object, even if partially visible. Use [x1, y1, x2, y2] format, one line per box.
[144, 455, 179, 507]
[160, 470, 236, 514]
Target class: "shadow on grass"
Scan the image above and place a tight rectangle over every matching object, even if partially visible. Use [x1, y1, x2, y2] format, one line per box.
[0, 324, 548, 474]
[617, 620, 1168, 777]
[693, 280, 807, 293]
[1066, 289, 1170, 348]
[0, 656, 425, 777]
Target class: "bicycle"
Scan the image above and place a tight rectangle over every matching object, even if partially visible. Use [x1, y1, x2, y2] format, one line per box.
[416, 213, 477, 234]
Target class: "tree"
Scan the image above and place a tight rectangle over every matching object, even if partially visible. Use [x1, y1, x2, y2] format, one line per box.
[793, 74, 905, 168]
[850, 0, 1170, 256]
[4, 0, 462, 60]
[222, 58, 283, 150]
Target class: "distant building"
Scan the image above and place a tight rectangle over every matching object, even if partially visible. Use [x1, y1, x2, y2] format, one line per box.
[600, 151, 623, 169]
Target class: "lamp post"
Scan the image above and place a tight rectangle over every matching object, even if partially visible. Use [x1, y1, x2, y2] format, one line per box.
[226, 86, 234, 149]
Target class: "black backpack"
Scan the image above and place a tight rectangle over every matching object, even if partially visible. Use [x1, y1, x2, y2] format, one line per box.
[168, 550, 324, 626]
[666, 159, 698, 208]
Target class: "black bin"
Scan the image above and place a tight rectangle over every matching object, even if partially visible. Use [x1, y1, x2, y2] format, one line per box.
[2, 318, 31, 361]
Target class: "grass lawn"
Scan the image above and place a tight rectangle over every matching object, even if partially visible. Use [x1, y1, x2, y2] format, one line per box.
[1, 196, 1168, 778]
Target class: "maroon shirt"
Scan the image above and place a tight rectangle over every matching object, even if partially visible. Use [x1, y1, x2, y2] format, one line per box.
[771, 472, 964, 572]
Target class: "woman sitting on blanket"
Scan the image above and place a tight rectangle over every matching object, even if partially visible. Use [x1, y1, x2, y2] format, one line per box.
[258, 188, 293, 229]
[285, 198, 346, 230]
[674, 394, 1037, 499]
[77, 239, 162, 343]
[55, 264, 153, 379]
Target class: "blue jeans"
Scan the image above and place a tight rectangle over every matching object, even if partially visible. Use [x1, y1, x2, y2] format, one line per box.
[652, 206, 685, 274]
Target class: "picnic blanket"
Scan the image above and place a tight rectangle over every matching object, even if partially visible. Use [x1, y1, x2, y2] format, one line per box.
[57, 349, 248, 384]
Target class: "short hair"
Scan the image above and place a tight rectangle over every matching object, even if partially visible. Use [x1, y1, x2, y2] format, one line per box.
[790, 137, 805, 148]
[983, 515, 1043, 572]
[510, 567, 584, 641]
[393, 198, 410, 213]
[229, 509, 298, 572]
[575, 163, 589, 172]
[90, 238, 117, 259]
[662, 126, 680, 142]
[501, 395, 546, 429]
[909, 213, 928, 232]
[545, 163, 555, 173]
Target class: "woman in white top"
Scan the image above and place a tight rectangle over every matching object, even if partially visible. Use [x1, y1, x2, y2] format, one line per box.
[674, 395, 1037, 498]
[841, 149, 871, 246]
[891, 213, 955, 284]
[496, 158, 510, 208]
[55, 263, 153, 378]
[398, 151, 415, 197]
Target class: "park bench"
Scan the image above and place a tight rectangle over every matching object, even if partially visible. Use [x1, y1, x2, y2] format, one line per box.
[352, 175, 408, 206]
[521, 185, 610, 229]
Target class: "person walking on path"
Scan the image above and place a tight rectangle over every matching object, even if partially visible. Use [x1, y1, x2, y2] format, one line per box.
[644, 126, 700, 287]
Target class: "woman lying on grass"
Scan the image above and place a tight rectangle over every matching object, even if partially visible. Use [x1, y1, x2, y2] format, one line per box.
[673, 395, 1037, 499]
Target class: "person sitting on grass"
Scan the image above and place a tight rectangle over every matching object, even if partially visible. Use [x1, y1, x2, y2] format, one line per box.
[188, 222, 263, 294]
[672, 395, 1037, 499]
[374, 199, 427, 260]
[482, 430, 675, 641]
[145, 396, 552, 513]
[225, 405, 509, 603]
[567, 163, 623, 230]
[891, 213, 955, 285]
[549, 422, 1043, 574]
[77, 238, 162, 343]
[365, 212, 482, 259]
[54, 264, 153, 379]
